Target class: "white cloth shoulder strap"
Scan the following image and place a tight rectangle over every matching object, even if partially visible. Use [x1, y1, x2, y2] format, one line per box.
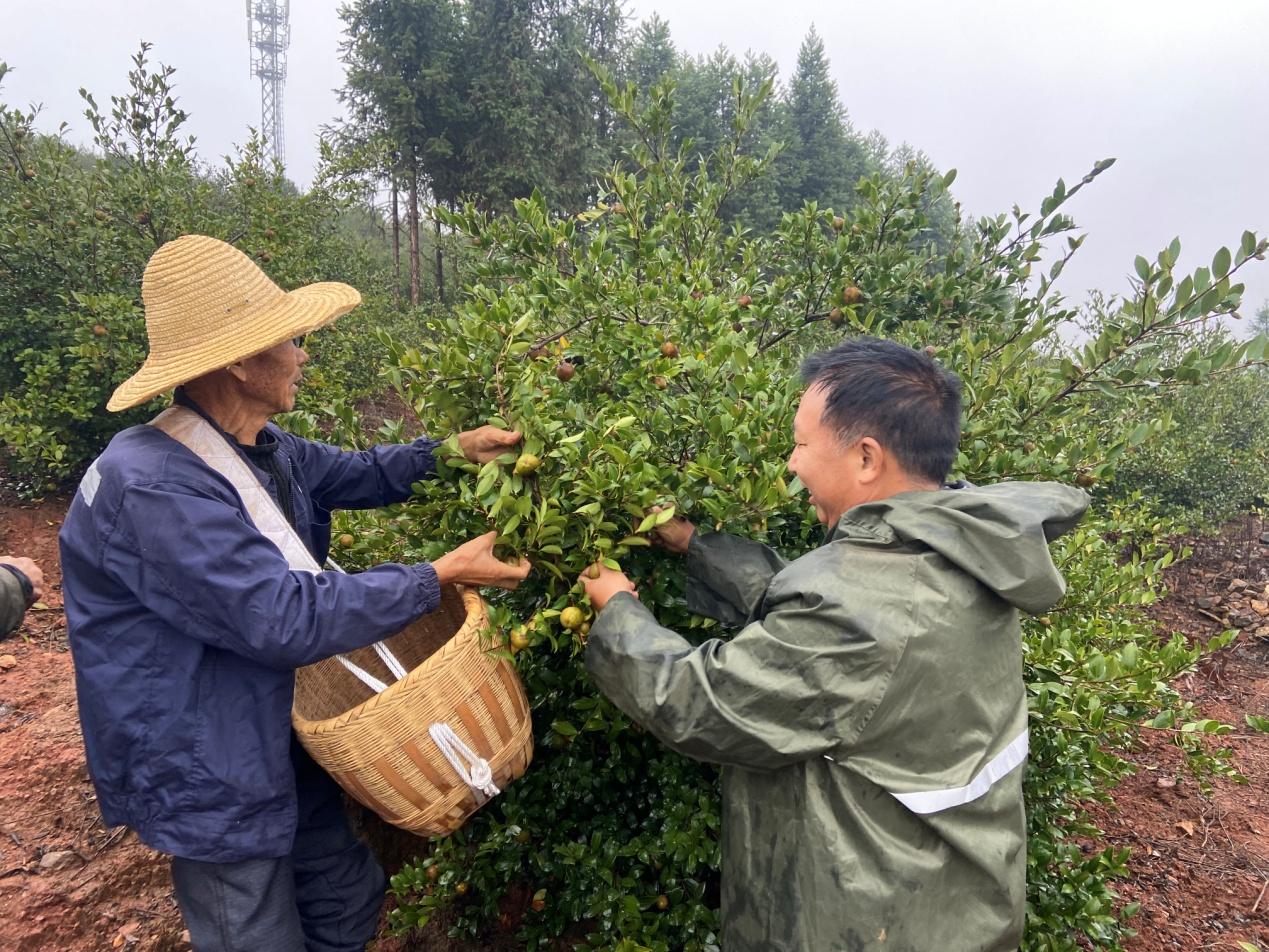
[150, 407, 393, 686]
[150, 407, 320, 573]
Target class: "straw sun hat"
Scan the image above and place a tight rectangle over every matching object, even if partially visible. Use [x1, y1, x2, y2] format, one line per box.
[107, 235, 361, 411]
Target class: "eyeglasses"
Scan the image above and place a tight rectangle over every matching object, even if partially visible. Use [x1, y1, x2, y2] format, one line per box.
[292, 335, 307, 349]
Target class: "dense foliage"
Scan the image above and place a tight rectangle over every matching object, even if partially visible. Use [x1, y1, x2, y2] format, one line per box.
[313, 72, 1269, 951]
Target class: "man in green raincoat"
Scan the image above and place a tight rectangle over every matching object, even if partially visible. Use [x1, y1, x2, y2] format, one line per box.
[581, 336, 1089, 952]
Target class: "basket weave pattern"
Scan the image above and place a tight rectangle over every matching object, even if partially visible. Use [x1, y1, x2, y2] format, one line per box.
[293, 585, 533, 836]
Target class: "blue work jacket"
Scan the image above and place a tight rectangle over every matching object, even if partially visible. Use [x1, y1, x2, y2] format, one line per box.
[59, 399, 443, 862]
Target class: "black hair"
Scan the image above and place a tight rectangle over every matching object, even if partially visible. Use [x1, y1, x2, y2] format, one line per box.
[799, 336, 963, 484]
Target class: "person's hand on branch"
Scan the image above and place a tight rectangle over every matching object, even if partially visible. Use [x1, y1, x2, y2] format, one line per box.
[455, 426, 522, 464]
[432, 532, 531, 590]
[580, 562, 638, 612]
[649, 505, 695, 554]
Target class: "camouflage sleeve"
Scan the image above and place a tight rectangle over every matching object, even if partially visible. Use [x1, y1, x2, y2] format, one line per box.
[0, 567, 28, 641]
[585, 583, 896, 772]
[684, 532, 788, 626]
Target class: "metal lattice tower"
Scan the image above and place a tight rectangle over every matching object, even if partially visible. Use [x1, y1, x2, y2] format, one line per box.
[247, 0, 291, 166]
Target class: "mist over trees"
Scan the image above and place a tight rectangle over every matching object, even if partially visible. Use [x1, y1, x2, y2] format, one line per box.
[335, 1, 950, 301]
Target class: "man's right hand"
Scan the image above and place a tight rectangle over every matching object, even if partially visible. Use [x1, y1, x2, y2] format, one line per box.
[649, 506, 695, 554]
[0, 556, 44, 605]
[432, 532, 531, 590]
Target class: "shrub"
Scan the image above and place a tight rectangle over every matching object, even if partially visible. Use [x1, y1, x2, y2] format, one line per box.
[320, 70, 1269, 950]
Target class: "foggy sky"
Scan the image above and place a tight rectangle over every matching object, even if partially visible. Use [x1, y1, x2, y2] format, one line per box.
[5, 0, 1268, 319]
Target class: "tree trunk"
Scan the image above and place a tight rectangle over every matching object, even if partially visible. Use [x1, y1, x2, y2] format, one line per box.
[450, 201, 460, 298]
[391, 180, 401, 309]
[434, 214, 445, 303]
[408, 167, 420, 307]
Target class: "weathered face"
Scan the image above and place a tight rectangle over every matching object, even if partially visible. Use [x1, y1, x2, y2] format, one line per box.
[239, 337, 308, 416]
[786, 385, 863, 527]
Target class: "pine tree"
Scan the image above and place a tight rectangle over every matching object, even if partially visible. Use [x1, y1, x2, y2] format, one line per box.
[783, 26, 864, 214]
[625, 13, 677, 91]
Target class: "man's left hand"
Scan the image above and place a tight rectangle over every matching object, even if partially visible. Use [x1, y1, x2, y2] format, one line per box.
[580, 563, 638, 613]
[456, 426, 522, 463]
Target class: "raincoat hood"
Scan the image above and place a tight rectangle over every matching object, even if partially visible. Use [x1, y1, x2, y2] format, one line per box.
[839, 480, 1089, 614]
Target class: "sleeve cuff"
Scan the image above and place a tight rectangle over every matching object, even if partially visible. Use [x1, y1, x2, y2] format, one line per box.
[413, 437, 444, 482]
[415, 561, 441, 616]
[0, 564, 33, 606]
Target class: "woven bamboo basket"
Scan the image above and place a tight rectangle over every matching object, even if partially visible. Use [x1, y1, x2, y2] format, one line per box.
[292, 584, 533, 837]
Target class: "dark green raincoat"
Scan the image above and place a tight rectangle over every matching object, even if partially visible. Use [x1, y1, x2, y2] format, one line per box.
[586, 481, 1089, 952]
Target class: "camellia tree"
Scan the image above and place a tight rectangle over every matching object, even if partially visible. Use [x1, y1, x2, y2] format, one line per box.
[323, 68, 1269, 951]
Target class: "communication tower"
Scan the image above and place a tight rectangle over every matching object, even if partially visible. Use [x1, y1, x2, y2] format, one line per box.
[247, 0, 291, 166]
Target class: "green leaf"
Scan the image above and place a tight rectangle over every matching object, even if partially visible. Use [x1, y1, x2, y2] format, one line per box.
[1133, 255, 1150, 282]
[1212, 246, 1232, 278]
[1246, 714, 1269, 733]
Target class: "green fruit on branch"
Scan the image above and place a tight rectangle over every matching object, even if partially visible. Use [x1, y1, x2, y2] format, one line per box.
[514, 453, 541, 476]
[338, 533, 355, 549]
[831, 216, 845, 231]
[509, 627, 531, 652]
[559, 606, 585, 630]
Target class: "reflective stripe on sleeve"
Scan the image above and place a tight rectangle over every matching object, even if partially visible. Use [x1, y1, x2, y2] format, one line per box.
[889, 729, 1029, 815]
[80, 459, 102, 507]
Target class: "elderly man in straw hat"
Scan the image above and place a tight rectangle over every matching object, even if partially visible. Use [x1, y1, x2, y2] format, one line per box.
[59, 235, 531, 952]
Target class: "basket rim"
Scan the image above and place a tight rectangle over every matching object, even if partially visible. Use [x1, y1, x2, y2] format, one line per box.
[292, 584, 507, 735]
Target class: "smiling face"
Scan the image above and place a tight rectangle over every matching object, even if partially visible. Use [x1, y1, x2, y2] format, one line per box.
[787, 384, 938, 526]
[787, 385, 861, 526]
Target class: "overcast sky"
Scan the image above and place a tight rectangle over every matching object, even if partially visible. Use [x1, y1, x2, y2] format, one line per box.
[6, 0, 1268, 319]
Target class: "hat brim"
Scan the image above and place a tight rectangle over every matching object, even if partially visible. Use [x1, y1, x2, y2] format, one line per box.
[107, 282, 361, 412]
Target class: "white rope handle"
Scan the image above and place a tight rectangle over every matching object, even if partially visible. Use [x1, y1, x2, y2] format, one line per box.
[325, 558, 409, 685]
[429, 723, 501, 800]
[337, 654, 390, 694]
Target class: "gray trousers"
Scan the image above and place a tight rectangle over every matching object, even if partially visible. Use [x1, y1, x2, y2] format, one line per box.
[171, 738, 386, 952]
